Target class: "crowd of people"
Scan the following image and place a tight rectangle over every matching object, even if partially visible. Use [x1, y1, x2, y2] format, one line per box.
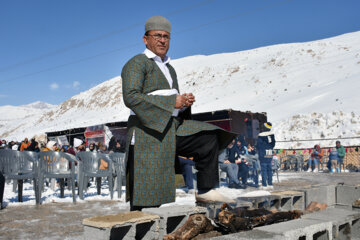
[306, 140, 346, 173]
[0, 136, 126, 155]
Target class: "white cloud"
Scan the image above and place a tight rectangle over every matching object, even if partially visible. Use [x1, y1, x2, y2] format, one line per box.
[73, 81, 80, 88]
[50, 83, 59, 90]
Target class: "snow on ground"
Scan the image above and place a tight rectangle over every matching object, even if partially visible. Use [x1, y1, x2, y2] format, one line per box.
[2, 172, 302, 208]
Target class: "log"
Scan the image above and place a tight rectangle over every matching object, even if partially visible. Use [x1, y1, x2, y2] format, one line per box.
[218, 203, 302, 232]
[163, 214, 213, 240]
[304, 201, 328, 213]
[250, 210, 302, 227]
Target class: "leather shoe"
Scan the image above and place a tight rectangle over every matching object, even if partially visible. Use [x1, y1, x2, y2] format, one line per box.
[196, 189, 235, 203]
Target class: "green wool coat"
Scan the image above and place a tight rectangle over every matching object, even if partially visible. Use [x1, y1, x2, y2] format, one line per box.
[121, 54, 235, 206]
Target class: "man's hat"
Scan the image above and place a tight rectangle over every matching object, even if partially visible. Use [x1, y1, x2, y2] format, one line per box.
[264, 122, 272, 130]
[73, 138, 83, 148]
[46, 140, 57, 149]
[145, 16, 171, 33]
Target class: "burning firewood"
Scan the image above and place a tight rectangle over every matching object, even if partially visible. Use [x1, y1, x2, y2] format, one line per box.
[217, 203, 302, 233]
[163, 214, 213, 240]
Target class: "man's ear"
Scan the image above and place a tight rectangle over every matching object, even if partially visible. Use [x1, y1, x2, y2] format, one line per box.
[143, 35, 148, 45]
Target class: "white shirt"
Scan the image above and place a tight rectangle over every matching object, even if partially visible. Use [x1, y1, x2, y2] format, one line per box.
[143, 48, 173, 88]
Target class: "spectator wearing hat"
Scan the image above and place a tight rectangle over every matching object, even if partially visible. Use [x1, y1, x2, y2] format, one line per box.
[42, 141, 58, 151]
[66, 138, 85, 156]
[257, 122, 276, 190]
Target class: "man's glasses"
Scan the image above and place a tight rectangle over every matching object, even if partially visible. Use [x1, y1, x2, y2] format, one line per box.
[147, 33, 170, 41]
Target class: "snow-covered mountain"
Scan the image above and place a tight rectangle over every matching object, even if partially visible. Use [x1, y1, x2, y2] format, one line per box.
[1, 31, 359, 148]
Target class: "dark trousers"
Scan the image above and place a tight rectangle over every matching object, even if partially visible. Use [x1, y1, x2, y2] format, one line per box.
[129, 131, 219, 210]
[178, 156, 195, 190]
[0, 172, 5, 209]
[176, 131, 219, 190]
[237, 162, 249, 184]
[260, 162, 273, 186]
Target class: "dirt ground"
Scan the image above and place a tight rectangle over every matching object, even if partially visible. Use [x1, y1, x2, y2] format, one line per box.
[0, 172, 359, 240]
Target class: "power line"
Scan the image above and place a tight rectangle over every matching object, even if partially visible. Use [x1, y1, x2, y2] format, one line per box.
[0, 0, 216, 73]
[0, 0, 293, 84]
[277, 136, 360, 143]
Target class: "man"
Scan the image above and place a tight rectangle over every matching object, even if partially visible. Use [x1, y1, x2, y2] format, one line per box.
[122, 16, 236, 210]
[336, 140, 346, 171]
[257, 122, 276, 190]
[218, 143, 244, 189]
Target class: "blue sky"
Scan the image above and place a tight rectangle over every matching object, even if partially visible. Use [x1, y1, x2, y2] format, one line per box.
[0, 0, 359, 106]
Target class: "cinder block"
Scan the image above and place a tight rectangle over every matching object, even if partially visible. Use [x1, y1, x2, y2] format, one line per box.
[256, 218, 333, 239]
[336, 185, 360, 206]
[208, 229, 284, 240]
[271, 191, 305, 211]
[301, 185, 336, 207]
[302, 207, 360, 239]
[237, 195, 280, 210]
[82, 211, 159, 240]
[143, 205, 207, 236]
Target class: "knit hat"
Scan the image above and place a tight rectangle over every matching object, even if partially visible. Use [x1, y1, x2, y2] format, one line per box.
[145, 16, 171, 33]
[73, 138, 83, 148]
[46, 140, 57, 149]
[264, 122, 272, 130]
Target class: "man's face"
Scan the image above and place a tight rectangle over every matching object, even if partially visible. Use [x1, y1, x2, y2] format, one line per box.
[143, 30, 170, 59]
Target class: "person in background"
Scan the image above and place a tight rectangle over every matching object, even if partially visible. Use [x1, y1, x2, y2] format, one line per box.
[328, 148, 339, 173]
[0, 140, 6, 149]
[88, 143, 96, 152]
[113, 141, 125, 153]
[26, 138, 39, 152]
[66, 138, 85, 156]
[245, 143, 260, 188]
[336, 140, 346, 172]
[20, 138, 31, 151]
[257, 122, 276, 190]
[218, 143, 244, 189]
[307, 144, 323, 173]
[99, 144, 109, 154]
[108, 136, 117, 152]
[177, 156, 195, 193]
[41, 141, 58, 151]
[247, 144, 256, 155]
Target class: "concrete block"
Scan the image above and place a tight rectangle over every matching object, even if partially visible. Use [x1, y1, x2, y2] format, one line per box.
[301, 185, 336, 207]
[208, 229, 284, 240]
[256, 218, 333, 240]
[143, 205, 207, 236]
[82, 211, 159, 240]
[336, 184, 360, 206]
[271, 191, 305, 211]
[237, 195, 280, 210]
[302, 207, 360, 239]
